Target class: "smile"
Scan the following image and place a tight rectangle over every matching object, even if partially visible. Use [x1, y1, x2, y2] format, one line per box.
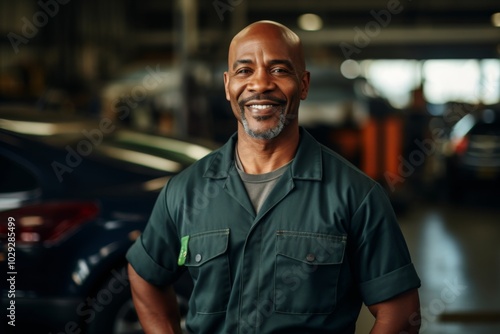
[248, 105, 275, 110]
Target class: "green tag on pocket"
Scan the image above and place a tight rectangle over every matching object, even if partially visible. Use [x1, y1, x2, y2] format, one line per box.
[178, 235, 189, 266]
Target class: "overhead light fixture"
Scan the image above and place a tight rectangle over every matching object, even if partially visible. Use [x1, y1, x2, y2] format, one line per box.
[298, 14, 323, 31]
[492, 12, 500, 27]
[340, 59, 361, 79]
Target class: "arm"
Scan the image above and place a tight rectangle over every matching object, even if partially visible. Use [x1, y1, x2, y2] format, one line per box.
[128, 263, 182, 334]
[367, 288, 421, 334]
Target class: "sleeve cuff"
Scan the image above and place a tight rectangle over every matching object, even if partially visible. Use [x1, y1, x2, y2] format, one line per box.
[126, 235, 177, 287]
[360, 263, 421, 306]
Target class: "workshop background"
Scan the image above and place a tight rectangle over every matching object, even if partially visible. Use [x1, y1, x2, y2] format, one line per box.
[1, 1, 499, 333]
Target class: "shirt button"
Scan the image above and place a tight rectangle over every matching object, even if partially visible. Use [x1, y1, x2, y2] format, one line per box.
[306, 253, 316, 262]
[195, 254, 202, 263]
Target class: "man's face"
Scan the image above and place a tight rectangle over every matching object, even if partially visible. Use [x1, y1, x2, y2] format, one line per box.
[224, 29, 309, 140]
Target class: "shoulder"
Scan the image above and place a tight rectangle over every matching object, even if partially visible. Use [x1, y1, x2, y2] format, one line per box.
[169, 150, 218, 185]
[319, 141, 377, 190]
[166, 139, 232, 192]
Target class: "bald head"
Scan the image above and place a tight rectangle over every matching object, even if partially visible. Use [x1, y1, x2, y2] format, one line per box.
[223, 20, 310, 141]
[228, 20, 306, 73]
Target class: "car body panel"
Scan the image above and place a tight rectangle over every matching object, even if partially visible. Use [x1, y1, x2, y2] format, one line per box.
[0, 109, 206, 332]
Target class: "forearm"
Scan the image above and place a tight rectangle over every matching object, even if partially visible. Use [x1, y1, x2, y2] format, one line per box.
[370, 314, 420, 334]
[368, 289, 421, 334]
[128, 263, 182, 334]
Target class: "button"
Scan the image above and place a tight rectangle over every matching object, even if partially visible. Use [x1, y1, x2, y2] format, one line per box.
[306, 253, 316, 262]
[195, 254, 202, 263]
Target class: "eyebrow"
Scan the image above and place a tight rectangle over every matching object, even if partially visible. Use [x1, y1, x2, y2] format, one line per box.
[232, 59, 294, 70]
[232, 59, 252, 70]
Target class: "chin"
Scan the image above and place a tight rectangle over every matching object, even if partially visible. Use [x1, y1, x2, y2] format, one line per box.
[243, 121, 286, 140]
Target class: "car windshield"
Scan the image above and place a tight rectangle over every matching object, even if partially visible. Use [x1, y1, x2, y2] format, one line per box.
[97, 130, 212, 169]
[1, 110, 214, 197]
[0, 109, 213, 172]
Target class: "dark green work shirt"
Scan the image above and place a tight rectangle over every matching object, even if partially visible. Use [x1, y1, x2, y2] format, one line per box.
[126, 128, 421, 334]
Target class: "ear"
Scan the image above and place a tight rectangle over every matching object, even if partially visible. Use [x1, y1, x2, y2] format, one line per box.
[223, 71, 231, 101]
[300, 71, 310, 100]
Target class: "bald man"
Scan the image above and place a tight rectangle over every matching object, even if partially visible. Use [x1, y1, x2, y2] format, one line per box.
[127, 21, 421, 334]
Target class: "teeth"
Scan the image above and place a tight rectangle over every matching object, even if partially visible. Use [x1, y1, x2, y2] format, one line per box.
[249, 105, 273, 110]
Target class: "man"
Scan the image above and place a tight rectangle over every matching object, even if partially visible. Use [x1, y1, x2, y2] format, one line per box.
[127, 20, 421, 334]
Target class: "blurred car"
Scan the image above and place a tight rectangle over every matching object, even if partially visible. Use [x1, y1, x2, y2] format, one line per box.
[0, 107, 214, 333]
[100, 61, 213, 139]
[445, 104, 500, 200]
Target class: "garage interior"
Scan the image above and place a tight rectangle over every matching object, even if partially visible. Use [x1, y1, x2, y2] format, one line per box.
[1, 0, 500, 333]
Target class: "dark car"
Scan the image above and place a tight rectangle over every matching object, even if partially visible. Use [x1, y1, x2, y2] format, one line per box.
[445, 104, 500, 201]
[0, 109, 213, 333]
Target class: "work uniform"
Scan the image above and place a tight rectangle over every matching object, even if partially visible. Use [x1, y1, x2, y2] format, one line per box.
[126, 127, 421, 334]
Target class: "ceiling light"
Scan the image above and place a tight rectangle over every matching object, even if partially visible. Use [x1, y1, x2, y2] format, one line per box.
[298, 14, 323, 31]
[492, 12, 500, 27]
[340, 60, 361, 79]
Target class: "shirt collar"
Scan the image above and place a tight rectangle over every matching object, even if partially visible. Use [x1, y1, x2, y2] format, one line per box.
[203, 127, 322, 181]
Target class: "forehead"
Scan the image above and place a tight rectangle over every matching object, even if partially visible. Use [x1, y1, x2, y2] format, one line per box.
[229, 34, 295, 66]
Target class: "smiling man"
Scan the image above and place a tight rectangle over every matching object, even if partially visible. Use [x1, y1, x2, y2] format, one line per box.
[224, 21, 309, 175]
[226, 22, 307, 141]
[127, 20, 421, 334]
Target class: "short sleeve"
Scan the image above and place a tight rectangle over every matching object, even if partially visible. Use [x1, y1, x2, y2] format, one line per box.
[348, 183, 421, 305]
[126, 182, 183, 287]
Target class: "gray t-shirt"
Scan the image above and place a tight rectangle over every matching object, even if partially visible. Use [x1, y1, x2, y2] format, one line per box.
[235, 149, 292, 213]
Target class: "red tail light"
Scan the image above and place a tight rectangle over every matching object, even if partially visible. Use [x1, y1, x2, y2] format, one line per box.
[0, 201, 99, 245]
[454, 136, 469, 156]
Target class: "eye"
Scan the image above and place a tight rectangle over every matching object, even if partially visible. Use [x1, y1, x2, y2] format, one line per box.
[271, 67, 290, 75]
[235, 68, 252, 75]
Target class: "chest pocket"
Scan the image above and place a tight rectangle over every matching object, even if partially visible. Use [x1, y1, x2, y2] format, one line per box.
[184, 228, 231, 314]
[274, 231, 346, 314]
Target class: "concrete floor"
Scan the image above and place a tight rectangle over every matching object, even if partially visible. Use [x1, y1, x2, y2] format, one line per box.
[356, 191, 500, 333]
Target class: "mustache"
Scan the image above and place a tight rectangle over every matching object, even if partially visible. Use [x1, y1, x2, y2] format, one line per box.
[238, 94, 286, 107]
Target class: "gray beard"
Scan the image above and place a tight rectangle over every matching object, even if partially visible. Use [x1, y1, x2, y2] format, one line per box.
[240, 106, 287, 140]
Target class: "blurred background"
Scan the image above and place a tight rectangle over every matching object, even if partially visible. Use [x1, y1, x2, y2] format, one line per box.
[1, 0, 499, 333]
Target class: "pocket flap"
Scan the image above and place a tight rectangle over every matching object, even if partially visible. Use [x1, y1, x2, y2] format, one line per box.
[185, 229, 230, 267]
[276, 231, 346, 265]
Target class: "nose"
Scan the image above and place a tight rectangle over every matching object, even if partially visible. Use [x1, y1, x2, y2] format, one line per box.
[247, 68, 275, 93]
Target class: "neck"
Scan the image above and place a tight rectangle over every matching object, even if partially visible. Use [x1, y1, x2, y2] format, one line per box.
[236, 125, 299, 174]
